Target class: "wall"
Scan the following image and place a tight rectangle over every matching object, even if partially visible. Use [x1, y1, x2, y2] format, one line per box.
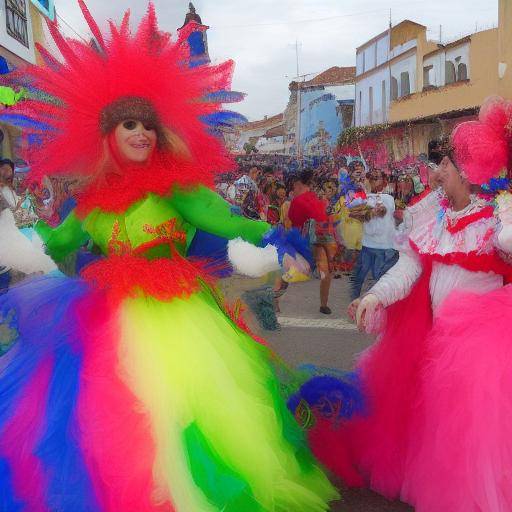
[256, 135, 285, 154]
[389, 29, 500, 123]
[356, 33, 388, 76]
[390, 52, 417, 96]
[0, 0, 36, 64]
[498, 0, 512, 97]
[355, 68, 389, 126]
[299, 85, 354, 154]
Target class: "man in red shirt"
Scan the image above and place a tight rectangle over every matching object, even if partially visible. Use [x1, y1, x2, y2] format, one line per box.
[288, 169, 327, 229]
[288, 170, 336, 314]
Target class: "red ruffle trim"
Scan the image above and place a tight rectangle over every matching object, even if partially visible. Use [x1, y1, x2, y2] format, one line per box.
[81, 254, 215, 303]
[445, 206, 494, 234]
[410, 240, 512, 281]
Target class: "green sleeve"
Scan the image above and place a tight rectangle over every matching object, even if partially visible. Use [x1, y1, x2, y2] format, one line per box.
[170, 186, 270, 246]
[35, 211, 90, 262]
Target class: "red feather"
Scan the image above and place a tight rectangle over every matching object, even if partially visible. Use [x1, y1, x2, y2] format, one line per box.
[78, 0, 106, 51]
[8, 2, 235, 213]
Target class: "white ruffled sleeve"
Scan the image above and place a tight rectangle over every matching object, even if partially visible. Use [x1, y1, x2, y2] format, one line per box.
[369, 250, 422, 307]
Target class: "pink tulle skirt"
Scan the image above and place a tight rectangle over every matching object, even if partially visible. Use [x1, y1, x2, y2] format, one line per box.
[311, 280, 512, 512]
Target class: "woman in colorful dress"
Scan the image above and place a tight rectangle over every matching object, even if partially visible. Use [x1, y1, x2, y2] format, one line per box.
[0, 4, 339, 511]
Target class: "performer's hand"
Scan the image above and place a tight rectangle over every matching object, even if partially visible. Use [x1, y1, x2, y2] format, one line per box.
[348, 298, 360, 321]
[355, 293, 380, 332]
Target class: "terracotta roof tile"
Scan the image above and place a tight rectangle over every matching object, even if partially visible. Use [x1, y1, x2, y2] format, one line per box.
[264, 124, 285, 138]
[290, 66, 356, 90]
[239, 113, 284, 131]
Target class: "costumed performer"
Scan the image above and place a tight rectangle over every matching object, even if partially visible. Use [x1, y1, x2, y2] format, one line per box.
[0, 3, 343, 511]
[308, 96, 512, 512]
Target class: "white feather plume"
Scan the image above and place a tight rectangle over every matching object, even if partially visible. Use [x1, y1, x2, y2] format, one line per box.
[0, 209, 57, 274]
[227, 238, 280, 278]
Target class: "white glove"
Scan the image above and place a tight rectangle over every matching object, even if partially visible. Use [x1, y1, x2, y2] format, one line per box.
[497, 192, 512, 253]
[355, 293, 380, 332]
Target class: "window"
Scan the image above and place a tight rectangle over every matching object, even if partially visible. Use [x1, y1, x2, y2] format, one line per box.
[457, 62, 468, 81]
[423, 65, 433, 87]
[381, 80, 387, 120]
[391, 76, 399, 101]
[445, 61, 456, 84]
[369, 86, 373, 125]
[400, 71, 411, 96]
[5, 0, 29, 48]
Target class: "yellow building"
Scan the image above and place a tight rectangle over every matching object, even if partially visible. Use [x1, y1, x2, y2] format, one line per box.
[390, 0, 511, 124]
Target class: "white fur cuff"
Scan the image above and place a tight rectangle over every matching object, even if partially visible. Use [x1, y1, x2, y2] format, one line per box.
[227, 238, 280, 278]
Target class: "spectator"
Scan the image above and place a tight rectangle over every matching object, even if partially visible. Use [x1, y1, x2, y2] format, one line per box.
[275, 182, 291, 229]
[351, 169, 398, 299]
[338, 163, 367, 271]
[288, 169, 337, 314]
[0, 159, 20, 212]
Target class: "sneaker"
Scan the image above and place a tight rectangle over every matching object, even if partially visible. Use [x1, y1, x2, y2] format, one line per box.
[319, 306, 332, 315]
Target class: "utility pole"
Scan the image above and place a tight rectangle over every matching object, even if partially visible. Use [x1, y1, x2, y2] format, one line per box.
[295, 40, 302, 166]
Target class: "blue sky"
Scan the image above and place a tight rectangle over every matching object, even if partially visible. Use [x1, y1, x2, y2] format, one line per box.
[55, 0, 498, 120]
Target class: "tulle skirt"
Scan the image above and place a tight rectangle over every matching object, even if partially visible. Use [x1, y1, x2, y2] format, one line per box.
[0, 275, 337, 512]
[311, 279, 512, 512]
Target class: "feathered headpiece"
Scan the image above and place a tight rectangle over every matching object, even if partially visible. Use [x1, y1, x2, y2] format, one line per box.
[451, 96, 512, 185]
[1, 1, 239, 214]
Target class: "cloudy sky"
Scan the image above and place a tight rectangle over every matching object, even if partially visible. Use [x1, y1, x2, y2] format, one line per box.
[54, 0, 498, 121]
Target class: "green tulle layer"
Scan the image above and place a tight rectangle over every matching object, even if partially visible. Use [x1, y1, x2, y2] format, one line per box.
[118, 287, 338, 511]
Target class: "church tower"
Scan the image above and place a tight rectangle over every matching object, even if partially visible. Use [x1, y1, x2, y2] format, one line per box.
[178, 3, 210, 68]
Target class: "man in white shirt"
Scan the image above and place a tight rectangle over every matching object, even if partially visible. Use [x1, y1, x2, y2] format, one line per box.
[351, 169, 398, 299]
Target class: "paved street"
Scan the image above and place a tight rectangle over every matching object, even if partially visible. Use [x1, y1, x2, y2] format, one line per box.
[222, 275, 414, 512]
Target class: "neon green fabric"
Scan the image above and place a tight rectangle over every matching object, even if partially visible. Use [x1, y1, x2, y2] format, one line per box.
[0, 86, 25, 106]
[170, 186, 270, 246]
[183, 422, 263, 511]
[39, 188, 270, 262]
[35, 212, 89, 262]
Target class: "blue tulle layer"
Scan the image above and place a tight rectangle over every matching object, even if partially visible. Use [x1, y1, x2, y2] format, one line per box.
[0, 276, 101, 511]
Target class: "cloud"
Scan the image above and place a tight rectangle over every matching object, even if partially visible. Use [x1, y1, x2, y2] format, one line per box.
[55, 0, 498, 120]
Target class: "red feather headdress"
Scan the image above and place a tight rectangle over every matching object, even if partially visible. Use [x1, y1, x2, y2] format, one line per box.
[3, 1, 236, 214]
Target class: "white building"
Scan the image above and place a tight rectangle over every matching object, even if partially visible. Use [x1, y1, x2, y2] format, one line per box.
[355, 20, 438, 127]
[0, 0, 53, 68]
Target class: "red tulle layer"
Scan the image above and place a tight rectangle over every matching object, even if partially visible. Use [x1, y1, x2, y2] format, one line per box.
[309, 261, 434, 499]
[81, 254, 215, 303]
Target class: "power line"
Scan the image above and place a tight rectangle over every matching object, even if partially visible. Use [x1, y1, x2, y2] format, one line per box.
[55, 12, 89, 44]
[215, 2, 427, 30]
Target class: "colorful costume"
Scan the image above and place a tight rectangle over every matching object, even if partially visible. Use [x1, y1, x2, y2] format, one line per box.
[0, 3, 338, 511]
[310, 98, 512, 511]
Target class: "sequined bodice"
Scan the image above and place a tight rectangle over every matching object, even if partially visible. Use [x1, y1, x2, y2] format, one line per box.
[83, 194, 192, 259]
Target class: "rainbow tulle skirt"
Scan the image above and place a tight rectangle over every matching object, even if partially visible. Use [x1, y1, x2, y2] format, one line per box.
[0, 275, 338, 511]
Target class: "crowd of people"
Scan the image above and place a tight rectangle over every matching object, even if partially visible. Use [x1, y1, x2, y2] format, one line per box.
[217, 156, 434, 314]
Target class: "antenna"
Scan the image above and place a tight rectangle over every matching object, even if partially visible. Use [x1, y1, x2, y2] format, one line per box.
[295, 40, 300, 78]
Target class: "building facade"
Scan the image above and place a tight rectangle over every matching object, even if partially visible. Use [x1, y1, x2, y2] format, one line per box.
[346, 0, 511, 173]
[355, 20, 438, 127]
[234, 114, 284, 155]
[0, 0, 55, 161]
[284, 66, 355, 157]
